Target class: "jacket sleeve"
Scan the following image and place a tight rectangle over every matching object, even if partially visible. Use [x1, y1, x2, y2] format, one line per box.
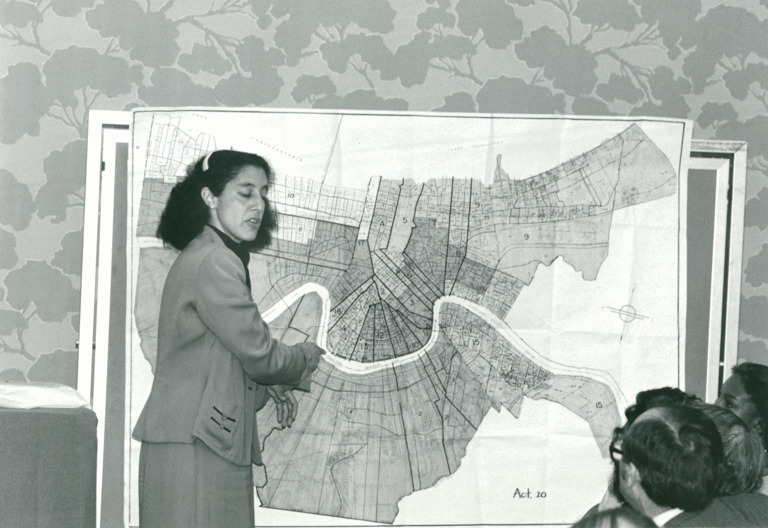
[195, 246, 312, 388]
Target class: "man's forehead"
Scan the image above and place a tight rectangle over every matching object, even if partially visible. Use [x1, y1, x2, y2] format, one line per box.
[721, 374, 747, 398]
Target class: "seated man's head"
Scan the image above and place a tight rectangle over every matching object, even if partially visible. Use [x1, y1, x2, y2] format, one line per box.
[691, 402, 765, 496]
[716, 362, 768, 476]
[617, 405, 724, 516]
[623, 387, 699, 424]
[609, 387, 700, 502]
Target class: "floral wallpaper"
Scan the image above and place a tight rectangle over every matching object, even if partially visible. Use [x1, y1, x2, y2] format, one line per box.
[1, 0, 767, 387]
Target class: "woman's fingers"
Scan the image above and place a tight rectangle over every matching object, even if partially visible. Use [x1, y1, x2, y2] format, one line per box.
[281, 390, 298, 427]
[267, 385, 287, 401]
[267, 385, 288, 427]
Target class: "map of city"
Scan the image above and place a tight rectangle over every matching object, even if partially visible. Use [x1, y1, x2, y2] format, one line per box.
[128, 110, 688, 525]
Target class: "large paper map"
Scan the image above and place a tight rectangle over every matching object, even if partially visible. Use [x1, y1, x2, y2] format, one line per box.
[127, 109, 689, 526]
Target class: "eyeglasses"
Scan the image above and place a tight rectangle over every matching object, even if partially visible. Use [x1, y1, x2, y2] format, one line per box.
[609, 445, 623, 464]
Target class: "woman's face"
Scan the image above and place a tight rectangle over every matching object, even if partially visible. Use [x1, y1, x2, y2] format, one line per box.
[204, 165, 269, 243]
[716, 374, 761, 427]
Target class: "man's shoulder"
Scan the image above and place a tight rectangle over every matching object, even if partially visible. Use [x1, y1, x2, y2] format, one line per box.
[667, 494, 768, 528]
[715, 493, 768, 521]
[718, 492, 768, 505]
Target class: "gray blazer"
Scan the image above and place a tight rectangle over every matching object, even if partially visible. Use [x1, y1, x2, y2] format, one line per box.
[132, 226, 312, 466]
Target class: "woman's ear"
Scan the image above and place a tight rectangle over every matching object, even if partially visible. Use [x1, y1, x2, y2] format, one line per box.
[201, 187, 217, 209]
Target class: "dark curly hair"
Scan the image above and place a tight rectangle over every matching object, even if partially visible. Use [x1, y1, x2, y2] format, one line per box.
[156, 150, 278, 251]
[610, 386, 700, 501]
[730, 362, 768, 456]
[624, 386, 700, 424]
[623, 405, 724, 511]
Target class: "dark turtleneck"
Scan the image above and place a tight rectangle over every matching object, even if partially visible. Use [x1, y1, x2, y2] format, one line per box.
[207, 224, 251, 291]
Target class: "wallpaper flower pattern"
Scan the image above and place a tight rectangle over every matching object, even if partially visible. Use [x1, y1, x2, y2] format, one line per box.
[1, 0, 767, 386]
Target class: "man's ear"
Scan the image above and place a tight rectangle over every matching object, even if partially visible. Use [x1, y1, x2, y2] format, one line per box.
[621, 461, 641, 488]
[201, 187, 216, 209]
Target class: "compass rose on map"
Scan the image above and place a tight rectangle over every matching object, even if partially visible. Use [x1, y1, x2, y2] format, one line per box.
[606, 286, 649, 339]
[608, 304, 647, 323]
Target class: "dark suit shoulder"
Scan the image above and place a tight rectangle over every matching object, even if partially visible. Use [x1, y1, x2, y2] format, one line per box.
[667, 494, 768, 528]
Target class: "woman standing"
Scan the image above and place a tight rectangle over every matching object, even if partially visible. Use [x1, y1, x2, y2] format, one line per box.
[132, 150, 325, 527]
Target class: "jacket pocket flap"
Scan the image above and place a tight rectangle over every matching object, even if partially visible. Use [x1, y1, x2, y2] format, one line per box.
[193, 389, 242, 453]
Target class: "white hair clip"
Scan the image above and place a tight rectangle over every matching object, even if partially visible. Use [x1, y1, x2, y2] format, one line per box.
[202, 151, 213, 172]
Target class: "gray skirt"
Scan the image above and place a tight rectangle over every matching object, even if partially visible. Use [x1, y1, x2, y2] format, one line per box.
[138, 439, 254, 528]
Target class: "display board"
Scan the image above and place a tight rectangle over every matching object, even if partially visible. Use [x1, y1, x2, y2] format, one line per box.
[685, 140, 747, 402]
[122, 109, 690, 526]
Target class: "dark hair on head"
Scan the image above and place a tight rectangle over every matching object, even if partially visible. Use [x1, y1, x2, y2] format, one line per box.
[609, 387, 699, 502]
[689, 402, 764, 496]
[624, 387, 700, 424]
[156, 150, 278, 251]
[730, 362, 768, 452]
[573, 507, 656, 528]
[623, 405, 724, 511]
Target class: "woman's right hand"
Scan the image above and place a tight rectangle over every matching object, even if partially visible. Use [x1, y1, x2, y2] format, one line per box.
[299, 342, 326, 372]
[266, 385, 298, 428]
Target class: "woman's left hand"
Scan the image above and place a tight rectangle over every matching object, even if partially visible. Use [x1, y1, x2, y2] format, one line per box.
[266, 385, 298, 428]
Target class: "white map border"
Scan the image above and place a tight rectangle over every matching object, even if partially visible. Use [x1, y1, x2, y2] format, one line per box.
[126, 109, 692, 527]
